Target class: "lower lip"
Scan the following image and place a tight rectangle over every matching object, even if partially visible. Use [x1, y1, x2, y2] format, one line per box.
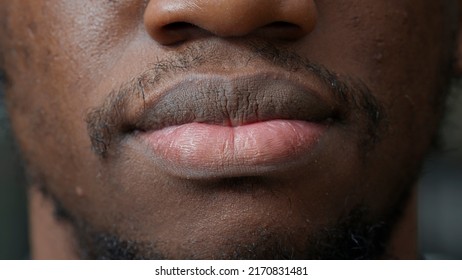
[140, 120, 326, 178]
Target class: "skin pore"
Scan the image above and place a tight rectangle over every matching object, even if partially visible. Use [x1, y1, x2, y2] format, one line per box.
[0, 0, 460, 259]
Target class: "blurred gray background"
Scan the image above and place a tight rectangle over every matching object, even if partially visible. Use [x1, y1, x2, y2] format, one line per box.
[0, 91, 28, 259]
[0, 84, 461, 260]
[419, 84, 462, 260]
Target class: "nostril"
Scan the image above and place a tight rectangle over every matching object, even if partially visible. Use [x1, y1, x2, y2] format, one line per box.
[264, 21, 300, 29]
[159, 21, 211, 44]
[259, 21, 305, 40]
[144, 0, 317, 45]
[161, 21, 304, 38]
[162, 22, 198, 32]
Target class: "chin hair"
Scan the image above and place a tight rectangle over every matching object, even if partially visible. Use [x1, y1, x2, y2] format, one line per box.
[43, 191, 408, 260]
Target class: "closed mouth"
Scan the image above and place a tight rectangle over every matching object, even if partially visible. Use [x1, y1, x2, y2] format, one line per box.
[116, 70, 341, 179]
[86, 40, 384, 176]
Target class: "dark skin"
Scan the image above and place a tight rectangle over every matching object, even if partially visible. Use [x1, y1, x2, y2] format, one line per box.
[1, 0, 461, 259]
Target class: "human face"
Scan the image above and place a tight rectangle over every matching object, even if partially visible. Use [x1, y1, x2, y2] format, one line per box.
[0, 0, 458, 259]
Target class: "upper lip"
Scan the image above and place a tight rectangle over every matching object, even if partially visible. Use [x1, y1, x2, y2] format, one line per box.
[128, 71, 340, 133]
[86, 40, 376, 159]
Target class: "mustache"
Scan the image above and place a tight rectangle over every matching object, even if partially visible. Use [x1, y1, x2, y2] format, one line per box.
[86, 39, 386, 158]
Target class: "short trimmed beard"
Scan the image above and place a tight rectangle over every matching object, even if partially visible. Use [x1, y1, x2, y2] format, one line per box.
[36, 183, 412, 260]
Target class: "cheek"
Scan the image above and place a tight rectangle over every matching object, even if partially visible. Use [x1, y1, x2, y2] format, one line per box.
[1, 1, 125, 201]
[294, 1, 449, 214]
[314, 0, 445, 141]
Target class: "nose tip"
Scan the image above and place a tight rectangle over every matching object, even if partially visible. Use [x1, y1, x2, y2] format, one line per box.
[144, 0, 317, 45]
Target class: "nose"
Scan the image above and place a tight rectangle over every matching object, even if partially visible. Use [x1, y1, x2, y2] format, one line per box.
[144, 0, 317, 45]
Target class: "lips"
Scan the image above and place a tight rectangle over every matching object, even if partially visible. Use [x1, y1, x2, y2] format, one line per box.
[133, 73, 336, 130]
[124, 72, 338, 179]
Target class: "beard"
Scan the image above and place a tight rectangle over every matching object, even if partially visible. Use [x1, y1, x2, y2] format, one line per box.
[17, 38, 433, 260]
[40, 184, 411, 260]
[8, 38, 448, 260]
